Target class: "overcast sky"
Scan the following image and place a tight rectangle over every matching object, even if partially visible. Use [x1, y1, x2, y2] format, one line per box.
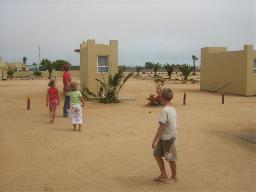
[0, 0, 255, 66]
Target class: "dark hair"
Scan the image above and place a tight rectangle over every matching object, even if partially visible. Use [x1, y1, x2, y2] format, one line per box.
[161, 88, 173, 101]
[48, 79, 55, 87]
[63, 63, 71, 71]
[70, 82, 77, 91]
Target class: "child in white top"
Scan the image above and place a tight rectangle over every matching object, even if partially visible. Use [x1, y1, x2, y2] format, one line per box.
[152, 88, 177, 183]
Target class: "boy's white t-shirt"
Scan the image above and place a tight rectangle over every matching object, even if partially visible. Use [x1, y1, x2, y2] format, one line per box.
[159, 105, 177, 140]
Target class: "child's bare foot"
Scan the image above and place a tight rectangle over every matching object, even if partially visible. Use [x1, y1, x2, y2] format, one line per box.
[49, 119, 54, 124]
[153, 175, 168, 181]
[77, 128, 81, 131]
[73, 128, 76, 131]
[164, 177, 178, 184]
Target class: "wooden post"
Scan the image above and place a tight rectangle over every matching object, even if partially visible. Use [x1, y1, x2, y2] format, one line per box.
[222, 93, 224, 104]
[27, 97, 30, 110]
[183, 92, 186, 105]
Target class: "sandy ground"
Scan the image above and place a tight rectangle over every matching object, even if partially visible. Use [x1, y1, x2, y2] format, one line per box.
[0, 78, 255, 192]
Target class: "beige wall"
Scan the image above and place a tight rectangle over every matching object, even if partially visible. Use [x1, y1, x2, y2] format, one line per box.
[200, 45, 256, 96]
[80, 39, 118, 94]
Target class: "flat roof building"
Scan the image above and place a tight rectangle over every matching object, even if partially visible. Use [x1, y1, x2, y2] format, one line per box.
[80, 39, 118, 95]
[200, 45, 256, 96]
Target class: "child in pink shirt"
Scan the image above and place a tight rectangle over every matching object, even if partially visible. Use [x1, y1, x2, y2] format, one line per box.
[46, 79, 60, 123]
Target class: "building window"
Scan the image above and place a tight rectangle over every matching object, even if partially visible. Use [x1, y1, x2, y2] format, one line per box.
[97, 56, 108, 73]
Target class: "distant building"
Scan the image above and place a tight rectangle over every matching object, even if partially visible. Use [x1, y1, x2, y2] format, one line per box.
[15, 63, 29, 71]
[80, 39, 118, 94]
[200, 45, 256, 96]
[0, 58, 30, 78]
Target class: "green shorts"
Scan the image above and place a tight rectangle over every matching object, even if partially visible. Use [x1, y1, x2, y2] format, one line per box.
[153, 137, 177, 161]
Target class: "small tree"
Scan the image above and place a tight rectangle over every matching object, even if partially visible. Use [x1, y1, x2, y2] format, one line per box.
[40, 59, 54, 79]
[53, 59, 69, 71]
[6, 65, 17, 79]
[179, 64, 194, 81]
[22, 57, 27, 64]
[135, 66, 142, 75]
[164, 63, 174, 79]
[145, 62, 154, 69]
[95, 69, 133, 103]
[118, 65, 127, 72]
[192, 55, 198, 75]
[33, 70, 42, 77]
[153, 63, 161, 77]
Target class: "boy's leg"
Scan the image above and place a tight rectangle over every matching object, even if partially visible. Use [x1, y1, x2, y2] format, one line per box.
[169, 161, 177, 181]
[154, 156, 168, 180]
[153, 140, 168, 180]
[164, 140, 178, 183]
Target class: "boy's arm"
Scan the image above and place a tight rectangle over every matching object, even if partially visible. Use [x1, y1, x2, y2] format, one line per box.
[152, 123, 166, 149]
[46, 91, 49, 106]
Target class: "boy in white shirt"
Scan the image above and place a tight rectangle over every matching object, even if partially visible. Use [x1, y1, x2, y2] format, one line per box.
[152, 88, 177, 183]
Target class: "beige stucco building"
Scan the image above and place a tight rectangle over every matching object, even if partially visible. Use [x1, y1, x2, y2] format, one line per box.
[80, 39, 118, 94]
[200, 45, 256, 96]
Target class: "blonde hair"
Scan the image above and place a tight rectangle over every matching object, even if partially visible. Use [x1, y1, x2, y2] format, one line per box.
[70, 82, 78, 91]
[48, 79, 55, 87]
[161, 88, 173, 101]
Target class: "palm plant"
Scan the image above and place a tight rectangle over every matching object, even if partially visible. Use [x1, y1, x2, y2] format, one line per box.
[179, 64, 194, 81]
[40, 59, 54, 79]
[145, 62, 154, 69]
[6, 65, 17, 79]
[95, 69, 133, 103]
[192, 55, 198, 75]
[153, 63, 161, 77]
[164, 63, 174, 79]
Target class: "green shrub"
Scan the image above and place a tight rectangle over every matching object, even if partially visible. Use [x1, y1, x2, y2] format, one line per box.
[33, 71, 42, 77]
